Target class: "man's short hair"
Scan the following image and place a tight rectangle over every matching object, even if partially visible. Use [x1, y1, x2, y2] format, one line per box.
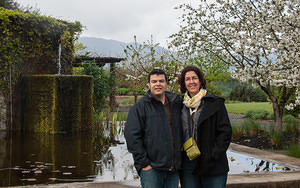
[148, 69, 168, 83]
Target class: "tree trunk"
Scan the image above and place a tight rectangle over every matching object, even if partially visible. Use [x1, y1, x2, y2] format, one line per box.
[134, 93, 138, 104]
[260, 85, 285, 131]
[271, 100, 284, 131]
[109, 63, 117, 112]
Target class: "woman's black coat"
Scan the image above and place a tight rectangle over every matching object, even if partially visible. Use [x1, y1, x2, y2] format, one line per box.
[181, 93, 232, 176]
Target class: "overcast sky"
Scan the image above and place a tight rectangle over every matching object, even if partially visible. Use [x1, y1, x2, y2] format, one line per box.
[16, 0, 198, 47]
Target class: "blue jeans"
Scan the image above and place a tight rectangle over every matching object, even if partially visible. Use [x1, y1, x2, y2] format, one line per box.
[201, 174, 228, 188]
[140, 168, 179, 188]
[180, 156, 227, 188]
[180, 156, 201, 188]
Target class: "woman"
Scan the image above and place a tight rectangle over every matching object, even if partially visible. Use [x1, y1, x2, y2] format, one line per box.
[178, 65, 232, 188]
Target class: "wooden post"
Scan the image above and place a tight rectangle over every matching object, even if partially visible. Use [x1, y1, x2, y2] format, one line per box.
[109, 63, 117, 112]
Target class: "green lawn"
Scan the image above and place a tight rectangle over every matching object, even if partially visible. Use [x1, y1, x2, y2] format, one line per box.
[225, 102, 273, 115]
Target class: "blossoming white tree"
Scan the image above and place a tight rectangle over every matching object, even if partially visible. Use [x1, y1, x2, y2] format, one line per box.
[170, 0, 300, 130]
[123, 35, 187, 94]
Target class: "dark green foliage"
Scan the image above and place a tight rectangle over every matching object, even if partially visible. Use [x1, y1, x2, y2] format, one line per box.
[283, 115, 298, 137]
[80, 61, 113, 113]
[116, 88, 131, 95]
[0, 7, 82, 114]
[229, 83, 267, 102]
[214, 80, 237, 99]
[130, 87, 146, 95]
[287, 143, 300, 158]
[283, 114, 297, 126]
[207, 83, 223, 98]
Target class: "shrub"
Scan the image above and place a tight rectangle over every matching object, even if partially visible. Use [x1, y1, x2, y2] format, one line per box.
[270, 131, 283, 148]
[268, 126, 283, 148]
[231, 125, 243, 140]
[287, 143, 300, 158]
[77, 61, 113, 112]
[116, 88, 131, 95]
[229, 83, 267, 102]
[283, 114, 298, 138]
[283, 114, 297, 127]
[245, 110, 270, 120]
[241, 118, 260, 136]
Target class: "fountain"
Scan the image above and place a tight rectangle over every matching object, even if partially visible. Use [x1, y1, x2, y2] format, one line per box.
[15, 42, 93, 134]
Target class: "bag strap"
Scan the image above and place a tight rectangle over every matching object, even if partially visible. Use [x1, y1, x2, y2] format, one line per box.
[192, 110, 197, 139]
[191, 103, 203, 139]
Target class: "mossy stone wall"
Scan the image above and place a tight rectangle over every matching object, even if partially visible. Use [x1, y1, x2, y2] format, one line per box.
[0, 94, 6, 130]
[21, 75, 93, 133]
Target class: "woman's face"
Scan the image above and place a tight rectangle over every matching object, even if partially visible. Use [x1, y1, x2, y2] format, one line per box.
[184, 71, 200, 97]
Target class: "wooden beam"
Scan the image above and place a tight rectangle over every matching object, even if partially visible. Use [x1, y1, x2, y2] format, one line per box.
[73, 56, 124, 67]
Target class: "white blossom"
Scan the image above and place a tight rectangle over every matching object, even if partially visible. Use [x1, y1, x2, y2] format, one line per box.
[170, 0, 300, 128]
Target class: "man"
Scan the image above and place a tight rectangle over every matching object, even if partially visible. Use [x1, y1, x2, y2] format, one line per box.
[125, 69, 182, 188]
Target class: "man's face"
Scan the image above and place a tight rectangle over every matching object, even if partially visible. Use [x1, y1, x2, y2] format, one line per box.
[148, 74, 167, 96]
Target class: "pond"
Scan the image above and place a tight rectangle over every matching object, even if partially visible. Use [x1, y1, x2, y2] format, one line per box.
[0, 124, 298, 187]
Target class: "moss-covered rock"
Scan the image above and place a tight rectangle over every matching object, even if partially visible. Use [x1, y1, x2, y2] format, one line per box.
[21, 75, 93, 134]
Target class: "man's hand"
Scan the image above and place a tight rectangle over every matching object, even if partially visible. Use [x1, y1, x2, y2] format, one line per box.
[142, 165, 152, 171]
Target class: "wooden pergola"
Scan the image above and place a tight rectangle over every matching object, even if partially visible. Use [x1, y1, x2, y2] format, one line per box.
[73, 56, 124, 67]
[74, 56, 125, 112]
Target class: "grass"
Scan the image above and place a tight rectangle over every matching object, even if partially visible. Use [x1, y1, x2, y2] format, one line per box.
[117, 97, 274, 115]
[119, 97, 135, 106]
[117, 95, 143, 106]
[225, 102, 273, 115]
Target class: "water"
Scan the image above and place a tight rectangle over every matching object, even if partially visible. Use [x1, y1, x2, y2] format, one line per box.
[0, 125, 298, 187]
[227, 150, 295, 174]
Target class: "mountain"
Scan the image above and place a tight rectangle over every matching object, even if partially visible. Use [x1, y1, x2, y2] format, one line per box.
[78, 37, 127, 57]
[78, 36, 168, 58]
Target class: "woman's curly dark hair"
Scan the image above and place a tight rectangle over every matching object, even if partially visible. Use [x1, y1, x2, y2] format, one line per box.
[178, 65, 206, 94]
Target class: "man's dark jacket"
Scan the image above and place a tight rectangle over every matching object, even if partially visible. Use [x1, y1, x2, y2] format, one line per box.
[125, 91, 183, 174]
[182, 93, 232, 176]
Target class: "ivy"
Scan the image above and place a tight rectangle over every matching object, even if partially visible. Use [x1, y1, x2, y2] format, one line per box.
[0, 7, 82, 97]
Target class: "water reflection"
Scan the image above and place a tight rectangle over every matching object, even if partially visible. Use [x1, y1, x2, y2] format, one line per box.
[0, 124, 298, 187]
[227, 150, 296, 174]
[0, 124, 127, 187]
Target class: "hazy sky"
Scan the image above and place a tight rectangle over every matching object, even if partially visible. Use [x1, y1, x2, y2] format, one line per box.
[16, 0, 198, 47]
